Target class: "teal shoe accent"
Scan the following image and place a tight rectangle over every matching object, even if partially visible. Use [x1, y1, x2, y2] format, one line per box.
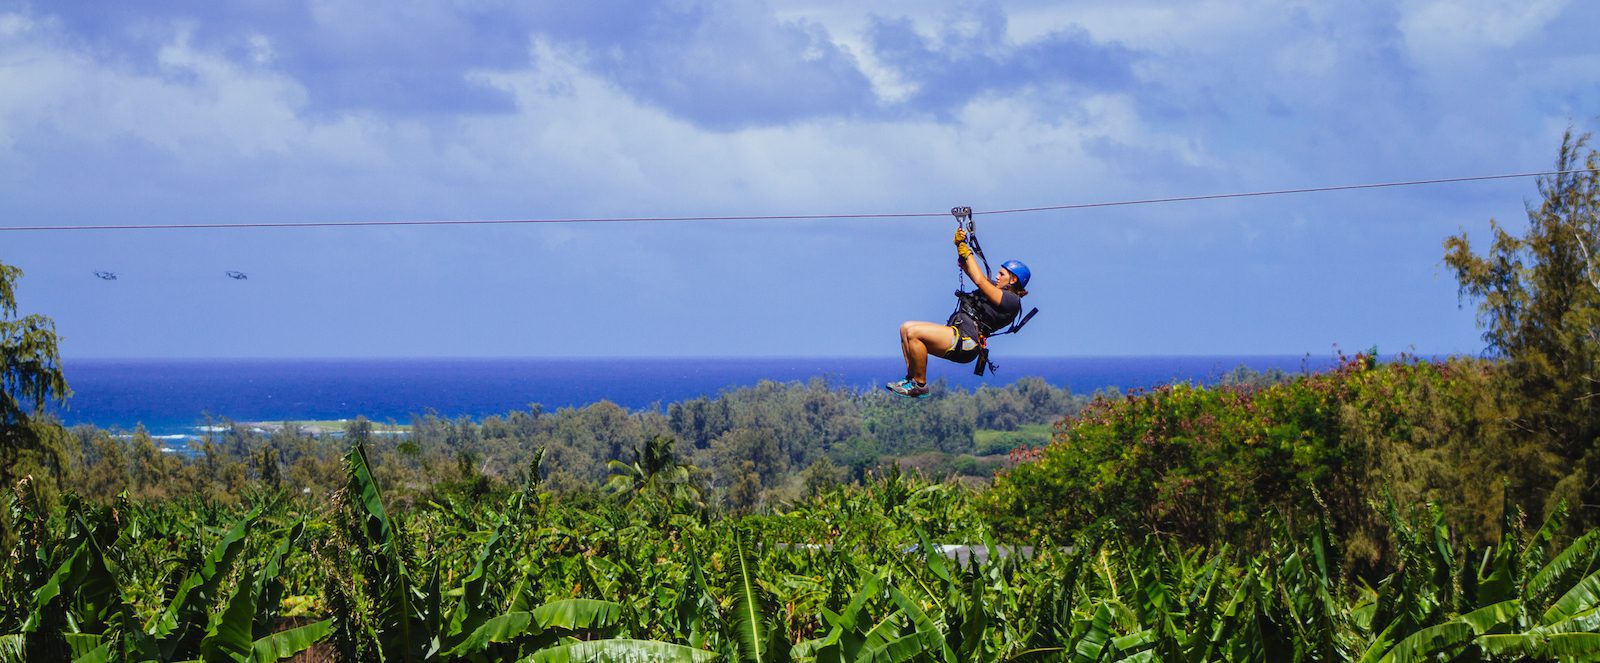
[886, 379, 930, 399]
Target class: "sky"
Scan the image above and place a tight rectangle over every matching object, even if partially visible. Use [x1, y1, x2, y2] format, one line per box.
[1, 0, 1597, 359]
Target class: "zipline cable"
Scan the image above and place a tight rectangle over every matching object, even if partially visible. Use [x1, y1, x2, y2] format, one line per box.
[975, 169, 1598, 216]
[1, 168, 1594, 232]
[0, 211, 946, 232]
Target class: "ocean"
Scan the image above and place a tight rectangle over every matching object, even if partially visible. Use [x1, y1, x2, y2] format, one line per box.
[54, 356, 1345, 437]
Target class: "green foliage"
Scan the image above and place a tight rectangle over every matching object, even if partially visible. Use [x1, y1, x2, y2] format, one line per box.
[986, 355, 1543, 562]
[9, 130, 1600, 657]
[54, 375, 1085, 514]
[1445, 129, 1600, 523]
[972, 423, 1052, 456]
[0, 261, 71, 540]
[0, 262, 70, 431]
[6, 434, 1600, 661]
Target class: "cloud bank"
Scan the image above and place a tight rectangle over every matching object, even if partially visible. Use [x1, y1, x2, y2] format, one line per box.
[1, 0, 1596, 357]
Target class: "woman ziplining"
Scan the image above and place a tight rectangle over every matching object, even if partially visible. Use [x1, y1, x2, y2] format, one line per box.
[888, 207, 1036, 399]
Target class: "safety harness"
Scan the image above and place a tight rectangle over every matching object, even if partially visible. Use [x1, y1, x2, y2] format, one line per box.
[947, 206, 1039, 376]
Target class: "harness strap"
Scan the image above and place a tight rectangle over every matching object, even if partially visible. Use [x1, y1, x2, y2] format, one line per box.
[947, 203, 1035, 377]
[988, 307, 1039, 337]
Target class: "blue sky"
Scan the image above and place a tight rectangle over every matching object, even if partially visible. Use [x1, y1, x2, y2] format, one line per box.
[2, 0, 1597, 358]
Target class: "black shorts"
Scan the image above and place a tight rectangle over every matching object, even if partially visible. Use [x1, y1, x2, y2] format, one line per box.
[942, 326, 982, 364]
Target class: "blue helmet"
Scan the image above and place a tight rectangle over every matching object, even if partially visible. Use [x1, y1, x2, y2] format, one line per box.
[1001, 259, 1031, 289]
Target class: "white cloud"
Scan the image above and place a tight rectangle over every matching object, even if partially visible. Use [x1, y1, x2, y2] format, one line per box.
[1, 18, 312, 162]
[1017, 0, 1319, 51]
[0, 11, 29, 36]
[147, 32, 308, 157]
[1399, 0, 1570, 55]
[828, 36, 918, 104]
[458, 36, 1185, 216]
[245, 33, 274, 65]
[3, 2, 1568, 223]
[3, 1, 1586, 356]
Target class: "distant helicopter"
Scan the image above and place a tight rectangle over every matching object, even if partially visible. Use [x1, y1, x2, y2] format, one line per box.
[94, 271, 118, 280]
[225, 271, 248, 280]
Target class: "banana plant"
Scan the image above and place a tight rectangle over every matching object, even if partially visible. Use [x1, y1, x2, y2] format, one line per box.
[3, 498, 329, 663]
[729, 526, 792, 662]
[1358, 499, 1600, 661]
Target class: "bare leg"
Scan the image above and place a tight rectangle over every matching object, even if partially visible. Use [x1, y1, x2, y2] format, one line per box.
[898, 321, 956, 385]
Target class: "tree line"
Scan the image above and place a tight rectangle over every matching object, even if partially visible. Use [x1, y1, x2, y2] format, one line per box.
[989, 130, 1600, 568]
[42, 373, 1089, 519]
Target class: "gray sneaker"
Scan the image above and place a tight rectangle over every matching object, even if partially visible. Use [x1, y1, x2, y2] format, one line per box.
[886, 378, 930, 399]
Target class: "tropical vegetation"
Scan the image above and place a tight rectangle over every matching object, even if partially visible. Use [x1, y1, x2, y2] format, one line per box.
[11, 441, 1600, 661]
[0, 131, 1597, 660]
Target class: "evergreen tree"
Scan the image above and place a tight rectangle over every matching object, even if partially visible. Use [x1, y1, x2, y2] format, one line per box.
[0, 262, 71, 490]
[1444, 130, 1600, 517]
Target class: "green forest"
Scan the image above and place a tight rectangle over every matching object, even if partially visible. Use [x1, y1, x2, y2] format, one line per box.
[0, 133, 1598, 661]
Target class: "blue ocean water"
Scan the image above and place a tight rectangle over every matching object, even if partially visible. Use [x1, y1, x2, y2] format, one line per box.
[54, 356, 1345, 437]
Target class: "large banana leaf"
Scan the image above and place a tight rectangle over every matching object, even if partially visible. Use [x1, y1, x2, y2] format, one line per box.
[444, 516, 508, 644]
[532, 598, 624, 631]
[72, 516, 124, 633]
[344, 441, 396, 555]
[376, 556, 424, 655]
[199, 564, 259, 662]
[1356, 622, 1398, 663]
[812, 572, 884, 662]
[442, 599, 624, 658]
[1194, 567, 1255, 663]
[1109, 629, 1154, 655]
[1477, 632, 1600, 659]
[676, 544, 720, 649]
[1543, 607, 1600, 634]
[862, 609, 907, 655]
[19, 520, 127, 658]
[1457, 599, 1519, 635]
[914, 528, 953, 585]
[250, 619, 334, 662]
[954, 566, 990, 661]
[68, 641, 112, 663]
[443, 611, 538, 657]
[858, 632, 935, 663]
[18, 540, 87, 633]
[149, 508, 258, 652]
[251, 519, 306, 640]
[1110, 651, 1156, 663]
[0, 634, 25, 663]
[887, 585, 956, 663]
[1531, 529, 1600, 598]
[1072, 602, 1115, 663]
[1545, 567, 1600, 626]
[1377, 622, 1473, 663]
[344, 441, 429, 660]
[1475, 513, 1520, 607]
[730, 528, 782, 663]
[520, 638, 718, 662]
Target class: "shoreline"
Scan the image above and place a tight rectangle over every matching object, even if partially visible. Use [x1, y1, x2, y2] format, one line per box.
[106, 419, 413, 441]
[54, 354, 1366, 437]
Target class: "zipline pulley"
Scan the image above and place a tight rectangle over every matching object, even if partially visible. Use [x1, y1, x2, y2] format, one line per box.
[951, 206, 992, 291]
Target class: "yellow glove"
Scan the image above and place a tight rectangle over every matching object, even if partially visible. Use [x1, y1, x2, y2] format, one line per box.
[954, 229, 972, 258]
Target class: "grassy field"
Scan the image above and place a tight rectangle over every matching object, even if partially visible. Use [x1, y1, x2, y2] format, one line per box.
[972, 423, 1052, 455]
